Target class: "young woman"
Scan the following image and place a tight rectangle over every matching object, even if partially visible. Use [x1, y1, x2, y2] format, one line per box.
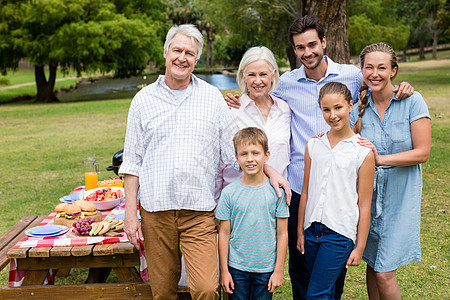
[351, 42, 431, 299]
[297, 82, 375, 299]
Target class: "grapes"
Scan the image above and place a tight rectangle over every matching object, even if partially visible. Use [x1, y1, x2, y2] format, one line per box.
[73, 217, 93, 235]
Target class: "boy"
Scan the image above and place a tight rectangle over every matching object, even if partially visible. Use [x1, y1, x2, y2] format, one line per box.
[216, 127, 289, 299]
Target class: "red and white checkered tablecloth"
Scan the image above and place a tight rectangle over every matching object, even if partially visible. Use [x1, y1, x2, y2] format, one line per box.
[8, 203, 149, 287]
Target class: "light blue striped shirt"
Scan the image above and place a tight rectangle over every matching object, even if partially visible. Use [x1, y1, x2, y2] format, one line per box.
[273, 56, 362, 194]
[216, 179, 289, 273]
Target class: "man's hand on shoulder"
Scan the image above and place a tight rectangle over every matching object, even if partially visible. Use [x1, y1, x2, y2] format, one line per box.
[394, 81, 414, 99]
[224, 93, 241, 109]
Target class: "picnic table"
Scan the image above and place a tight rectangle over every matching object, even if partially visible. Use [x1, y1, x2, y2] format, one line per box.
[0, 203, 201, 299]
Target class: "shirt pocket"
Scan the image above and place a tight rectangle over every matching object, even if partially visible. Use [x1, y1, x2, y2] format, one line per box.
[189, 115, 216, 144]
[389, 119, 410, 143]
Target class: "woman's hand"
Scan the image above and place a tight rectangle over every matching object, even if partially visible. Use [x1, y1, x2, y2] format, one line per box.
[357, 137, 379, 164]
[266, 165, 291, 205]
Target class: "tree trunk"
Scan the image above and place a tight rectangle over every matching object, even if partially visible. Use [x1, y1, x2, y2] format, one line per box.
[432, 29, 438, 59]
[35, 65, 59, 102]
[418, 39, 426, 60]
[304, 0, 349, 64]
[205, 41, 210, 69]
[210, 40, 214, 68]
[287, 45, 300, 70]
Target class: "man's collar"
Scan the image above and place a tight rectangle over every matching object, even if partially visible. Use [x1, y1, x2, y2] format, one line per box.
[297, 56, 338, 81]
[158, 74, 197, 90]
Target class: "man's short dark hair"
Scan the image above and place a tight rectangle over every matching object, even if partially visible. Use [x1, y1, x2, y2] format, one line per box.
[289, 15, 325, 47]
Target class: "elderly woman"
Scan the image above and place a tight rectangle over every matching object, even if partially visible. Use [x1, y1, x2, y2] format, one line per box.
[216, 46, 291, 192]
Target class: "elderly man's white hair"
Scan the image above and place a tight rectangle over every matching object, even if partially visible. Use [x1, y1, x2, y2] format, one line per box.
[164, 24, 204, 60]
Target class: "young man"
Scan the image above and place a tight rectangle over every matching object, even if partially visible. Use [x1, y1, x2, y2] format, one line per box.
[226, 15, 414, 300]
[217, 127, 289, 299]
[120, 24, 239, 300]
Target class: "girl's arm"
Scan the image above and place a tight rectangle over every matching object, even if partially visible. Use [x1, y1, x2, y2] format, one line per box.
[346, 151, 375, 267]
[358, 117, 431, 166]
[268, 218, 288, 293]
[218, 220, 234, 294]
[297, 144, 311, 255]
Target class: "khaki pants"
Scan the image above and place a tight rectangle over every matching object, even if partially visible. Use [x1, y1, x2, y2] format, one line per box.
[141, 208, 220, 300]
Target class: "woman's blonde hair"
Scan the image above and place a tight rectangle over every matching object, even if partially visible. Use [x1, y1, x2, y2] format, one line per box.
[353, 42, 398, 134]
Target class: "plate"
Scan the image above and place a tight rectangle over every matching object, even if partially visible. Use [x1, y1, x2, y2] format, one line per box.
[108, 211, 140, 221]
[59, 193, 82, 203]
[25, 227, 69, 237]
[25, 226, 69, 237]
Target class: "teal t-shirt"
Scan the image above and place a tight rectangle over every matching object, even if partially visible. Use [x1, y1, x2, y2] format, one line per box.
[216, 179, 289, 273]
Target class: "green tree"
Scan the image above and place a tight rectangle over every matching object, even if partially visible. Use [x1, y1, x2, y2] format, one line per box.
[396, 0, 447, 60]
[347, 0, 410, 56]
[0, 0, 165, 102]
[201, 0, 351, 70]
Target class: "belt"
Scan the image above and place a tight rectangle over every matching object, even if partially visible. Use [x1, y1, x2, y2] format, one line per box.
[373, 165, 394, 219]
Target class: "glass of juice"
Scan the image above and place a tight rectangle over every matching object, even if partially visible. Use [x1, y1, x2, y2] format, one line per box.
[83, 158, 99, 190]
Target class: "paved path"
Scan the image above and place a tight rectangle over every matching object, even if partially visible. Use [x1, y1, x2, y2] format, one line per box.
[0, 77, 79, 90]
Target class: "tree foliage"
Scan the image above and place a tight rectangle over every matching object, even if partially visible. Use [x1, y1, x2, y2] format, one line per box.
[347, 0, 410, 56]
[0, 0, 166, 102]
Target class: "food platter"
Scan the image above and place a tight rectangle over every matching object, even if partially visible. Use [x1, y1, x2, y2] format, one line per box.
[83, 187, 125, 210]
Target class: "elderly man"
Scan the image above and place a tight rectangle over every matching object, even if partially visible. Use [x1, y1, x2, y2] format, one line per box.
[119, 24, 238, 300]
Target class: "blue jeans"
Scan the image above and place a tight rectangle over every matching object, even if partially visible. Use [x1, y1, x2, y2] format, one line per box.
[228, 266, 273, 300]
[304, 222, 354, 300]
[289, 191, 347, 300]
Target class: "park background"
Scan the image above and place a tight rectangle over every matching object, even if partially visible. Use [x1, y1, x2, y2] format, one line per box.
[0, 0, 449, 298]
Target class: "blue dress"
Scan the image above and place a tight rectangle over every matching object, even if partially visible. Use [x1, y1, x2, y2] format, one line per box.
[350, 91, 430, 272]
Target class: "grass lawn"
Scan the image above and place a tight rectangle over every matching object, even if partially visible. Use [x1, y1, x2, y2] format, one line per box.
[0, 60, 448, 298]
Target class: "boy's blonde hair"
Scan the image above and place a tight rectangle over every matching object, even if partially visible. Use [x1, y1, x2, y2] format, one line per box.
[233, 127, 269, 155]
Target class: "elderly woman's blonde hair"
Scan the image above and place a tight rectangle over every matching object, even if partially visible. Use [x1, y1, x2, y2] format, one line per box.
[237, 46, 279, 95]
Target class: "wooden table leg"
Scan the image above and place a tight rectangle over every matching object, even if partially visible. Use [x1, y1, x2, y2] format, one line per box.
[21, 270, 49, 286]
[85, 267, 111, 283]
[55, 268, 71, 277]
[112, 267, 142, 283]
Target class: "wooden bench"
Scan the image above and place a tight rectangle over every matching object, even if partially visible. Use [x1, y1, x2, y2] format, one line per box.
[0, 215, 47, 272]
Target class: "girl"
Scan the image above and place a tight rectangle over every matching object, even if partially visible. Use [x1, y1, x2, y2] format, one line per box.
[351, 43, 431, 299]
[297, 82, 375, 299]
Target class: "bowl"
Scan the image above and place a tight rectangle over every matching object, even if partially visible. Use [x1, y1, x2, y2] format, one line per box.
[83, 187, 125, 211]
